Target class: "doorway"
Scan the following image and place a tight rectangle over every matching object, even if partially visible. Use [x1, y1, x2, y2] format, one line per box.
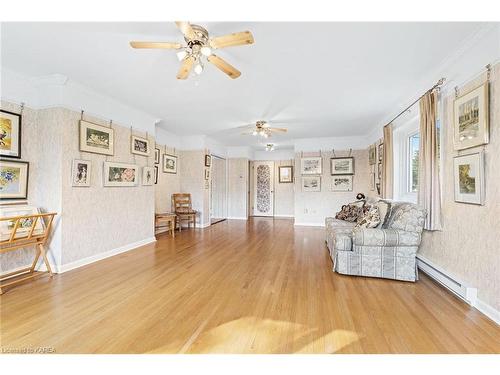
[210, 155, 227, 224]
[252, 161, 275, 217]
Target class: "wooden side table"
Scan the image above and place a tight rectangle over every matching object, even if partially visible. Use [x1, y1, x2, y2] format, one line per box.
[155, 213, 178, 238]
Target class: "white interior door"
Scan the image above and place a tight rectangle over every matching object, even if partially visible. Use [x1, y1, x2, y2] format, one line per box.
[253, 161, 274, 216]
[210, 155, 227, 222]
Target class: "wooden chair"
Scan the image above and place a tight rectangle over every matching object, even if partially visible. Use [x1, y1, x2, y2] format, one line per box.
[172, 193, 198, 229]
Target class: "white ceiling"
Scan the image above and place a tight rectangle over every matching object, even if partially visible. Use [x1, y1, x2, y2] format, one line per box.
[0, 22, 488, 149]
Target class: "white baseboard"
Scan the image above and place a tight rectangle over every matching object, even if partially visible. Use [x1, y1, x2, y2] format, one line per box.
[274, 215, 295, 218]
[227, 216, 248, 220]
[417, 254, 499, 326]
[57, 237, 157, 274]
[294, 222, 325, 227]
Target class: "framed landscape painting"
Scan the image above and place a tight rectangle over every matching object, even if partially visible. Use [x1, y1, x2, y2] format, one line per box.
[332, 175, 353, 192]
[154, 166, 159, 184]
[131, 135, 150, 157]
[302, 176, 321, 192]
[155, 148, 160, 164]
[369, 144, 376, 165]
[0, 205, 44, 241]
[454, 83, 489, 150]
[453, 152, 484, 205]
[79, 120, 114, 156]
[142, 166, 155, 186]
[103, 162, 138, 187]
[71, 159, 91, 187]
[0, 160, 29, 200]
[0, 109, 22, 158]
[300, 157, 322, 175]
[205, 154, 211, 167]
[163, 154, 177, 174]
[330, 157, 354, 175]
[278, 166, 293, 183]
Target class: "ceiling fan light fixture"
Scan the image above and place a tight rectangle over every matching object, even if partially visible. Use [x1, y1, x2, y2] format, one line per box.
[176, 50, 188, 61]
[200, 46, 212, 57]
[194, 62, 204, 75]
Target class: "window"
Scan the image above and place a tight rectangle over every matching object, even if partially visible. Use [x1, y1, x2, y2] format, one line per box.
[408, 132, 420, 193]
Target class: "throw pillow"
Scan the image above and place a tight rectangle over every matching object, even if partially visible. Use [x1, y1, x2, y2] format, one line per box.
[335, 204, 363, 222]
[354, 206, 381, 229]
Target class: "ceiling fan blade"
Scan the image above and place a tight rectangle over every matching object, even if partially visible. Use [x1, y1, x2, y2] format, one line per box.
[176, 56, 195, 80]
[175, 21, 196, 39]
[207, 55, 241, 79]
[209, 31, 254, 49]
[130, 41, 182, 49]
[269, 128, 288, 133]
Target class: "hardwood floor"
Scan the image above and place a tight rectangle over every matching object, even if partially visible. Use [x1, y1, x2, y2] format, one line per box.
[1, 218, 499, 354]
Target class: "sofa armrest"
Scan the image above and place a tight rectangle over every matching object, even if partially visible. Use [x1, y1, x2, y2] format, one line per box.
[353, 228, 421, 247]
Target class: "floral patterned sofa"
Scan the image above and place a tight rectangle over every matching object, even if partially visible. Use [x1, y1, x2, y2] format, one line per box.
[325, 200, 426, 282]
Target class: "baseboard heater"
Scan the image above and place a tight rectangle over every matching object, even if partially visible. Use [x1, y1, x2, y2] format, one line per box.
[416, 255, 477, 306]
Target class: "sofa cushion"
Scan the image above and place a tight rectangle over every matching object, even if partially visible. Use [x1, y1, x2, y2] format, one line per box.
[376, 200, 392, 228]
[385, 203, 426, 233]
[325, 217, 357, 231]
[353, 228, 422, 247]
[354, 206, 381, 229]
[332, 230, 353, 251]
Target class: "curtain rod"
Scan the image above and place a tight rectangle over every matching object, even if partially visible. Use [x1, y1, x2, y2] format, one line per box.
[386, 77, 446, 126]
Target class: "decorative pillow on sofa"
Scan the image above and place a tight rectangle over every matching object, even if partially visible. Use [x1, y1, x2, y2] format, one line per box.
[335, 203, 364, 222]
[376, 200, 392, 228]
[354, 206, 381, 229]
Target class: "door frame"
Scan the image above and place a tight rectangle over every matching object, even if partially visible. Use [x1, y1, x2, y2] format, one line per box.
[209, 154, 228, 223]
[251, 161, 275, 217]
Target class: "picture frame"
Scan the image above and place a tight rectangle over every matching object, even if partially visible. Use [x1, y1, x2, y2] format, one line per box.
[453, 151, 485, 205]
[205, 168, 210, 180]
[376, 183, 381, 195]
[79, 120, 114, 156]
[0, 160, 29, 200]
[155, 148, 160, 164]
[0, 205, 45, 241]
[103, 162, 138, 187]
[278, 166, 294, 183]
[331, 175, 353, 192]
[142, 166, 155, 186]
[370, 172, 375, 191]
[330, 157, 354, 175]
[377, 162, 382, 180]
[71, 159, 92, 187]
[369, 144, 376, 165]
[453, 83, 489, 150]
[378, 143, 384, 162]
[0, 109, 22, 159]
[131, 135, 150, 157]
[300, 157, 322, 175]
[154, 166, 159, 185]
[302, 176, 321, 192]
[163, 154, 177, 174]
[205, 154, 212, 167]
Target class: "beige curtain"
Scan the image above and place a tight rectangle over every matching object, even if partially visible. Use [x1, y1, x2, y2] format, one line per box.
[381, 123, 393, 199]
[418, 91, 442, 230]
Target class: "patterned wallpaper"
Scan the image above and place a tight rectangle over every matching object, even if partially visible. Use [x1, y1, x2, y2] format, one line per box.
[155, 145, 180, 213]
[420, 62, 500, 311]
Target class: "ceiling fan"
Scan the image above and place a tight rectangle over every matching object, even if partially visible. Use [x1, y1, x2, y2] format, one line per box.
[241, 121, 288, 138]
[129, 21, 254, 80]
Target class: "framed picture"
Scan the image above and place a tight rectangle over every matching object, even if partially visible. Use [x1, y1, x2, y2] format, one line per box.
[131, 135, 150, 157]
[79, 120, 114, 156]
[205, 154, 211, 167]
[155, 148, 160, 164]
[205, 168, 210, 180]
[142, 166, 155, 186]
[376, 183, 381, 195]
[0, 205, 44, 241]
[278, 166, 294, 183]
[163, 154, 177, 174]
[370, 172, 375, 191]
[71, 159, 91, 187]
[454, 83, 489, 150]
[378, 143, 384, 161]
[300, 157, 322, 175]
[453, 151, 485, 205]
[154, 166, 159, 185]
[0, 109, 22, 159]
[377, 162, 382, 180]
[369, 144, 376, 165]
[330, 157, 354, 175]
[331, 175, 353, 191]
[0, 160, 29, 200]
[103, 162, 138, 187]
[302, 176, 321, 192]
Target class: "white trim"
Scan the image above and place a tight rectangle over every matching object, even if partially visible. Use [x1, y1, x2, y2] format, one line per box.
[274, 215, 295, 218]
[474, 299, 500, 326]
[57, 237, 156, 274]
[293, 222, 325, 227]
[227, 216, 248, 220]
